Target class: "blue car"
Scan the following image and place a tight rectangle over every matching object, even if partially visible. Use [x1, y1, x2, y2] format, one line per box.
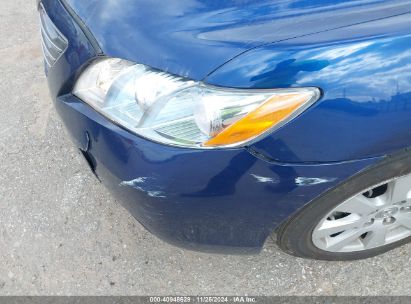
[39, 0, 411, 260]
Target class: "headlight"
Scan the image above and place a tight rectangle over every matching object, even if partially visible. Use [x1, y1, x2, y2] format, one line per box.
[73, 58, 320, 148]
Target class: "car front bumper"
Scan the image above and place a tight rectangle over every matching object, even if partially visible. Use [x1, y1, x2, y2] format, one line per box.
[51, 93, 378, 253]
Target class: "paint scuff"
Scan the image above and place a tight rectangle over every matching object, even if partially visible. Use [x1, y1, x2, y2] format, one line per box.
[251, 174, 278, 184]
[120, 177, 166, 198]
[295, 177, 336, 186]
[120, 177, 151, 187]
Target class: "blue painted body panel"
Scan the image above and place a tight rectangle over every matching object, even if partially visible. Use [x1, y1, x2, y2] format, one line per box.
[207, 17, 411, 162]
[62, 0, 411, 80]
[40, 0, 411, 252]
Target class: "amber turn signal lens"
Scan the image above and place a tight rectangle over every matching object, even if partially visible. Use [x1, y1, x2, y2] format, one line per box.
[203, 92, 313, 147]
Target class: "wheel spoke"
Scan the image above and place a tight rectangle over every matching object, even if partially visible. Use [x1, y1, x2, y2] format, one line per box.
[314, 214, 362, 239]
[336, 195, 379, 215]
[325, 229, 365, 252]
[395, 212, 411, 230]
[390, 175, 411, 204]
[362, 223, 387, 249]
[371, 192, 391, 208]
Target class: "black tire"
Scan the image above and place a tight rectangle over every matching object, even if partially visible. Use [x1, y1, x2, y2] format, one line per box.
[276, 149, 411, 260]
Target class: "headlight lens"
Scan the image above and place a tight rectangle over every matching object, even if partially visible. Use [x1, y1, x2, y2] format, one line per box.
[73, 58, 320, 148]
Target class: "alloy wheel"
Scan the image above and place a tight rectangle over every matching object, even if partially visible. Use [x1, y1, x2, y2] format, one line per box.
[312, 173, 411, 252]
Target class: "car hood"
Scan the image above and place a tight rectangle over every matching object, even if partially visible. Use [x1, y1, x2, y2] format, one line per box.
[63, 0, 411, 81]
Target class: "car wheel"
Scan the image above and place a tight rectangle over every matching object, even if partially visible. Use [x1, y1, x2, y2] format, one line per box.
[276, 150, 411, 260]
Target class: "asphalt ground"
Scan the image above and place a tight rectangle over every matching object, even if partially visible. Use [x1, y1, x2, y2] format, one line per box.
[0, 0, 411, 296]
